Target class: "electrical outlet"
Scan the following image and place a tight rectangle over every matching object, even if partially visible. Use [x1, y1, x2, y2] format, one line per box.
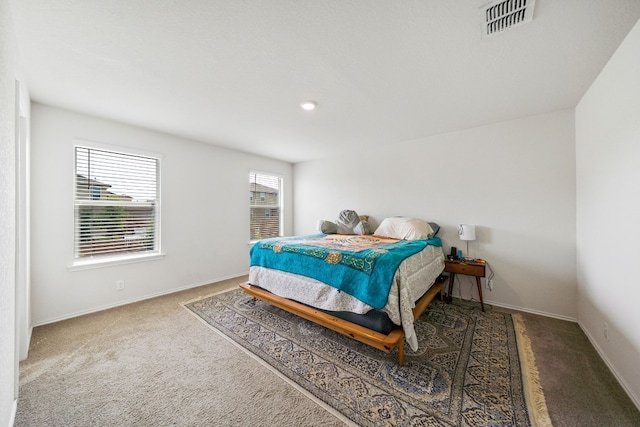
[487, 279, 493, 291]
[603, 322, 609, 341]
[116, 280, 125, 291]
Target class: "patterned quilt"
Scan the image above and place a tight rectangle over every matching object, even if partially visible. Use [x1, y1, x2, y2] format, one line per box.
[250, 234, 442, 309]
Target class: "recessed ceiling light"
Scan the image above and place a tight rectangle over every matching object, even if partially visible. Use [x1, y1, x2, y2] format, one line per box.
[300, 100, 317, 111]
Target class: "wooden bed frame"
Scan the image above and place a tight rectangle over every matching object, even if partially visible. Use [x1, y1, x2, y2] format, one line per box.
[239, 276, 445, 366]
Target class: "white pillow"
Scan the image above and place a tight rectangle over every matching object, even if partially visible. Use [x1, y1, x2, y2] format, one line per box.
[373, 217, 434, 240]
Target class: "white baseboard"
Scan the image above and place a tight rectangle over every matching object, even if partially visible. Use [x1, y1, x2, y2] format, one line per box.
[32, 272, 248, 327]
[577, 320, 640, 411]
[485, 299, 577, 322]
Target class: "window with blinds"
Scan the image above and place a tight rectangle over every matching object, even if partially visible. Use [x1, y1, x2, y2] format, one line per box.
[249, 172, 281, 240]
[74, 145, 159, 260]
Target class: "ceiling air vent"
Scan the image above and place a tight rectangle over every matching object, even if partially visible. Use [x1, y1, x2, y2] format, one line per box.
[482, 0, 536, 38]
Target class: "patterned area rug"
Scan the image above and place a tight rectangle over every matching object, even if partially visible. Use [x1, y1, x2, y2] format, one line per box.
[184, 288, 545, 426]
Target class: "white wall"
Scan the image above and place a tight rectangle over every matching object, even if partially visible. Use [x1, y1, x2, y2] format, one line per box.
[576, 18, 640, 406]
[294, 110, 577, 319]
[30, 103, 293, 325]
[0, 0, 19, 424]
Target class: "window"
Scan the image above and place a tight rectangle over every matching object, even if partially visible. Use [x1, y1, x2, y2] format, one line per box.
[74, 144, 160, 263]
[249, 171, 281, 240]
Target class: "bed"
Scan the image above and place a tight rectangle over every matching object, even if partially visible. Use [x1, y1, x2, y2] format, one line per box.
[239, 217, 446, 365]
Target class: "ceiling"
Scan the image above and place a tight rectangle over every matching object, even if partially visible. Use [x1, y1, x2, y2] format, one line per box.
[9, 1, 640, 163]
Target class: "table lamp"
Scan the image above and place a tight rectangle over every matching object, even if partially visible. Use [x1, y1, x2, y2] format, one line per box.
[458, 224, 476, 259]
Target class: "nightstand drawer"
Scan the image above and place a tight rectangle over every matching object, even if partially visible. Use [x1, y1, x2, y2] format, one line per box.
[444, 261, 485, 277]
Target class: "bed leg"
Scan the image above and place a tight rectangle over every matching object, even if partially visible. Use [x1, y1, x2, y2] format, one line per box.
[398, 340, 404, 366]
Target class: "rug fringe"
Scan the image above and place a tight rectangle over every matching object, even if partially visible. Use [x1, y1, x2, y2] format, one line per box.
[513, 313, 553, 427]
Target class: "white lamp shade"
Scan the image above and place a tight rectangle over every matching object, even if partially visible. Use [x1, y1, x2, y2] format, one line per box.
[458, 224, 476, 241]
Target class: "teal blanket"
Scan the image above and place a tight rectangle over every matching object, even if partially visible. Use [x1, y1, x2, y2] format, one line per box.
[250, 234, 442, 309]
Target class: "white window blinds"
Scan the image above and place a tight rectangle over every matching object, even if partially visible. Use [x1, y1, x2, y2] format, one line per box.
[249, 172, 281, 240]
[74, 146, 159, 259]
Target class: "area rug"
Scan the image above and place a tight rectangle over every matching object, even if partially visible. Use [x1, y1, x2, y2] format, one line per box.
[183, 288, 550, 426]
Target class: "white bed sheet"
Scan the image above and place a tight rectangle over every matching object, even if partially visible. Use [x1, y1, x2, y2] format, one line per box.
[248, 243, 445, 351]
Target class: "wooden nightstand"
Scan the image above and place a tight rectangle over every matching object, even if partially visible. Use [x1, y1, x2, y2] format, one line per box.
[444, 259, 486, 312]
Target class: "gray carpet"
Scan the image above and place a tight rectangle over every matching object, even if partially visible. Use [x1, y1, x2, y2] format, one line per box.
[16, 278, 343, 426]
[15, 276, 640, 426]
[518, 313, 640, 427]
